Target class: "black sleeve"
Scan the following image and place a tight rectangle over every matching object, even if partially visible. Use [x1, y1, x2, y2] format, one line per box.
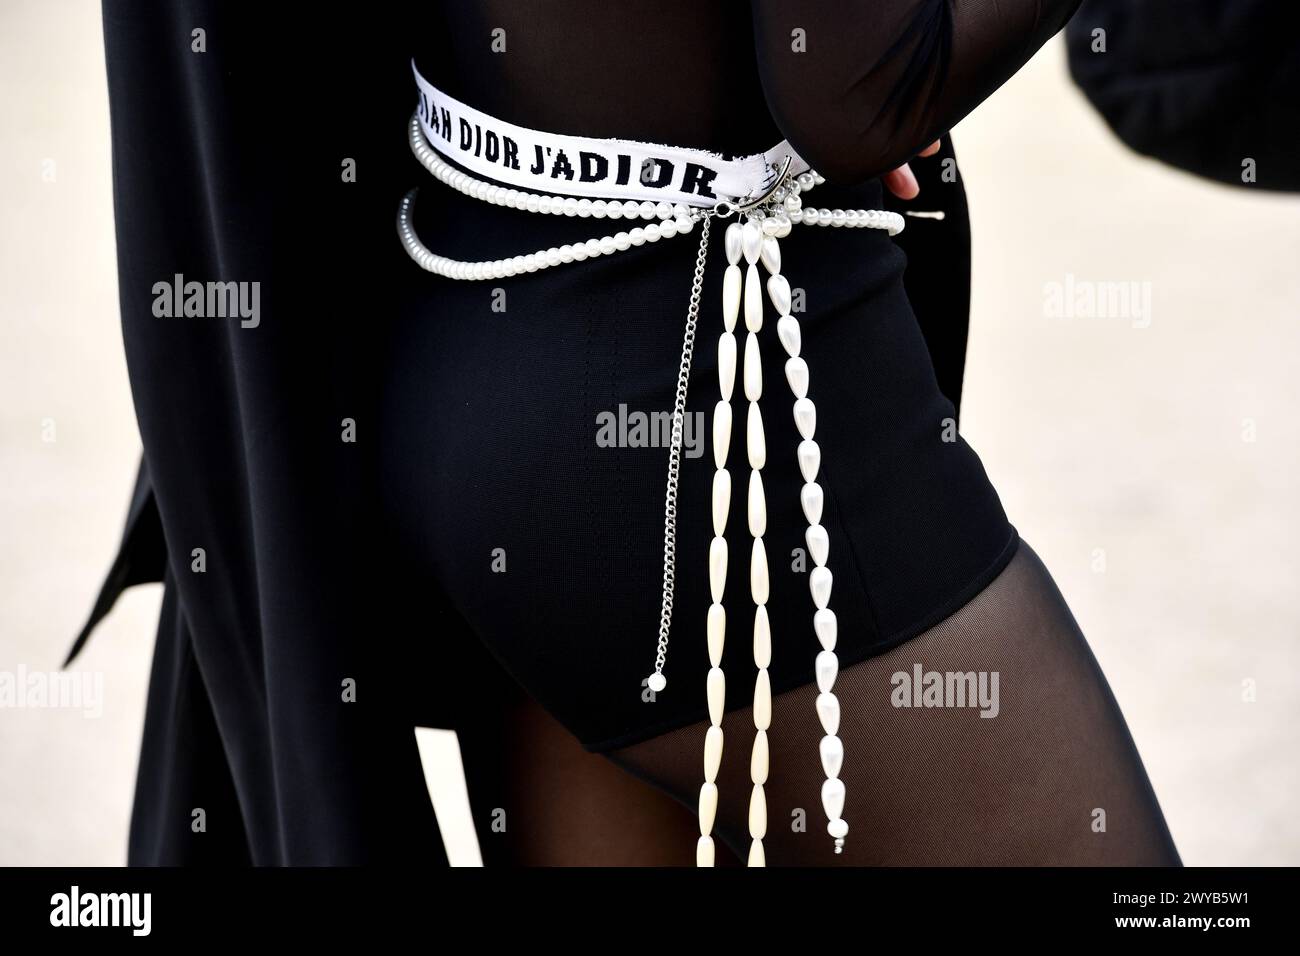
[1067, 0, 1300, 192]
[752, 0, 1081, 183]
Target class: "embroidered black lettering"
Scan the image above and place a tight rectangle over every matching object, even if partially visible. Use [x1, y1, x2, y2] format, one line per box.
[640, 158, 673, 189]
[551, 150, 575, 180]
[681, 163, 718, 199]
[438, 106, 451, 141]
[459, 118, 473, 151]
[616, 155, 631, 185]
[484, 130, 501, 164]
[529, 145, 545, 175]
[579, 152, 608, 183]
[503, 137, 520, 170]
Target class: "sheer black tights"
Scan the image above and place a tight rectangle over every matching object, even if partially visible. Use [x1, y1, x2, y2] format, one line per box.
[454, 540, 1180, 866]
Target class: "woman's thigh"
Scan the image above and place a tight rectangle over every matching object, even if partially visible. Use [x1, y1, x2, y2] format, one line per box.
[609, 540, 1182, 866]
[447, 634, 723, 866]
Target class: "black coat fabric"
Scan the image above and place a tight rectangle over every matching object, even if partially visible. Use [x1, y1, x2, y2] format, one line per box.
[80, 1, 977, 864]
[1067, 0, 1300, 191]
[82, 1, 447, 865]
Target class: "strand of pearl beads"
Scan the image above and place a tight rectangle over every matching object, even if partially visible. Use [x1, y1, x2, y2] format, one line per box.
[740, 217, 774, 868]
[696, 220, 738, 868]
[762, 229, 850, 856]
[741, 200, 851, 857]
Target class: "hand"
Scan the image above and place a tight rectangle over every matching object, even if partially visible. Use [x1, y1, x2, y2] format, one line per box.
[883, 140, 941, 200]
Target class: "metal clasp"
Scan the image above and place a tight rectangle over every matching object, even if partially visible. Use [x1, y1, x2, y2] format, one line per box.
[709, 155, 794, 219]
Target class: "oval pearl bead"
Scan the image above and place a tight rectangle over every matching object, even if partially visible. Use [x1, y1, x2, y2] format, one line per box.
[760, 236, 781, 275]
[827, 818, 849, 840]
[753, 668, 772, 730]
[743, 332, 763, 401]
[713, 400, 732, 468]
[748, 469, 767, 538]
[751, 728, 770, 784]
[806, 523, 829, 567]
[766, 274, 792, 317]
[753, 605, 771, 669]
[749, 784, 768, 839]
[814, 607, 837, 651]
[810, 565, 833, 609]
[747, 839, 765, 867]
[697, 835, 716, 867]
[722, 265, 742, 333]
[816, 691, 841, 736]
[747, 402, 767, 470]
[793, 397, 817, 440]
[706, 666, 726, 726]
[741, 220, 762, 264]
[815, 649, 839, 693]
[820, 734, 844, 779]
[707, 602, 726, 667]
[647, 672, 666, 692]
[744, 264, 763, 331]
[777, 316, 801, 358]
[784, 356, 809, 398]
[717, 332, 737, 402]
[724, 222, 743, 265]
[709, 536, 728, 604]
[797, 439, 820, 482]
[822, 777, 846, 821]
[801, 481, 824, 525]
[704, 724, 724, 783]
[699, 781, 719, 834]
[750, 538, 770, 605]
[711, 468, 731, 536]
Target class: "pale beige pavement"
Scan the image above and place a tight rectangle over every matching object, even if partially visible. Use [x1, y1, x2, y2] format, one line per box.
[2, 2, 1297, 865]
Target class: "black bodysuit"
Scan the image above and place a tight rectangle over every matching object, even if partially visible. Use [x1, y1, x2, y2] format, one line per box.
[389, 0, 1077, 749]
[80, 0, 1189, 867]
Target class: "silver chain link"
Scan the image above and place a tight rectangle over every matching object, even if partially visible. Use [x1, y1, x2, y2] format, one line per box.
[649, 215, 713, 687]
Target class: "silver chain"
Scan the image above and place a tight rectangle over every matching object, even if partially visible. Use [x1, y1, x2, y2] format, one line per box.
[649, 214, 713, 687]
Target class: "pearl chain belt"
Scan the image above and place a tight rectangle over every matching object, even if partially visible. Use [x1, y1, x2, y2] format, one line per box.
[397, 72, 904, 866]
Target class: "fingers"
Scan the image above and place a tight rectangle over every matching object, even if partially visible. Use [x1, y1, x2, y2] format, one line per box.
[883, 163, 920, 200]
[884, 139, 942, 199]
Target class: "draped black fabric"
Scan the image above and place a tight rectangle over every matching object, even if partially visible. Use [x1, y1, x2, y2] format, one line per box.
[83, 0, 1078, 863]
[1067, 0, 1300, 192]
[92, 1, 443, 864]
